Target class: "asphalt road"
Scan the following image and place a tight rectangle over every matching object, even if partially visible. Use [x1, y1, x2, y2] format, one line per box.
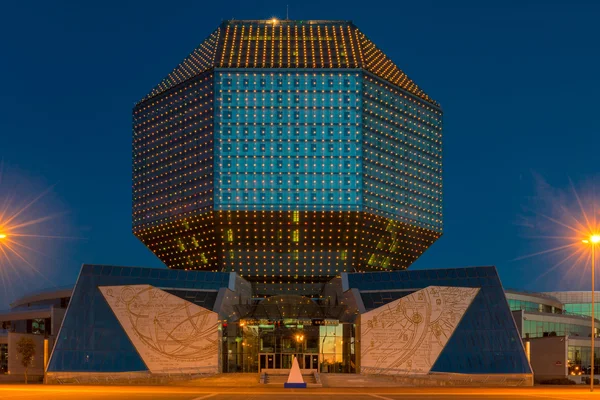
[1, 386, 600, 400]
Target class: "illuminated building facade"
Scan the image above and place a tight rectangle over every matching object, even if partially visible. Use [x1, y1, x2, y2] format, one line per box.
[132, 20, 442, 293]
[3, 19, 535, 385]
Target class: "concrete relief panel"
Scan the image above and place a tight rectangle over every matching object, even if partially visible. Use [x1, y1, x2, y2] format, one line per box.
[360, 286, 479, 375]
[99, 285, 219, 374]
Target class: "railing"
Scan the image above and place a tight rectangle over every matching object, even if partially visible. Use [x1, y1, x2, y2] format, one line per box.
[524, 331, 598, 339]
[512, 305, 600, 320]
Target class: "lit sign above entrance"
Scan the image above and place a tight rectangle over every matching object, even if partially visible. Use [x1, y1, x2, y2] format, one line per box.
[239, 318, 339, 327]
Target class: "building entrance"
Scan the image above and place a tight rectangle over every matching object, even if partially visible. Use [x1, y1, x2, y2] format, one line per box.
[259, 353, 319, 371]
[223, 295, 356, 373]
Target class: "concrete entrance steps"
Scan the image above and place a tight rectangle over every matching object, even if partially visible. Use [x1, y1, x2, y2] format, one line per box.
[262, 372, 321, 387]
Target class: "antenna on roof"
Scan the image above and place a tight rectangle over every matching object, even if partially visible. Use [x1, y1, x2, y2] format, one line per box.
[286, 4, 289, 20]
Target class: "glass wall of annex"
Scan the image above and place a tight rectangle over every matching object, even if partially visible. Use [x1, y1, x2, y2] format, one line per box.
[508, 299, 563, 314]
[564, 303, 600, 320]
[522, 319, 597, 339]
[543, 292, 600, 320]
[569, 345, 600, 375]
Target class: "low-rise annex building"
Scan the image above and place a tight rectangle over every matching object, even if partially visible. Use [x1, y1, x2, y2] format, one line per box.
[0, 286, 72, 382]
[506, 290, 600, 382]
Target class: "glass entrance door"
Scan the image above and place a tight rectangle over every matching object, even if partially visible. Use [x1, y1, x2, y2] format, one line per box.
[260, 353, 276, 369]
[260, 353, 318, 371]
[282, 353, 293, 369]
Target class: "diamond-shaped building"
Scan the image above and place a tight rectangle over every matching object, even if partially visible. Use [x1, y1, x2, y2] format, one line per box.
[42, 19, 532, 384]
[133, 19, 442, 294]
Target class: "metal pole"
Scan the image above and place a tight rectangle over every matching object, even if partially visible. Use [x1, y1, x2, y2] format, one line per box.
[592, 243, 595, 392]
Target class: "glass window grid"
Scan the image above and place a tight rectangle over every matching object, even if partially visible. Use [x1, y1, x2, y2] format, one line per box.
[568, 345, 600, 372]
[507, 299, 563, 314]
[213, 71, 442, 227]
[133, 72, 215, 229]
[564, 303, 600, 320]
[214, 71, 361, 211]
[223, 323, 355, 373]
[362, 76, 442, 233]
[522, 319, 596, 339]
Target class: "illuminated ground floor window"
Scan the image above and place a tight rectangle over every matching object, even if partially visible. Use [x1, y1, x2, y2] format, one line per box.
[0, 344, 7, 374]
[222, 322, 356, 373]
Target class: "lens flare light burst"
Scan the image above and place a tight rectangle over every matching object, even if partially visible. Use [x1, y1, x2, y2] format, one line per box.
[518, 176, 600, 287]
[0, 166, 73, 301]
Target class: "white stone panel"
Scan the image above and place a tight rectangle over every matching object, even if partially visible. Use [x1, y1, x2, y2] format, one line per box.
[99, 285, 219, 374]
[360, 286, 479, 375]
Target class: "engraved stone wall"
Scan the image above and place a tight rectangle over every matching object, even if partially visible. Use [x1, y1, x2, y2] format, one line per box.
[360, 286, 479, 375]
[99, 285, 219, 374]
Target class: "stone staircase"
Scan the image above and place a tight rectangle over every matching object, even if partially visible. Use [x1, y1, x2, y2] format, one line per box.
[261, 372, 321, 387]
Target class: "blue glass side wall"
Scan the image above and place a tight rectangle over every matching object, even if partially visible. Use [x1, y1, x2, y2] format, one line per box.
[48, 265, 230, 373]
[347, 267, 531, 374]
[362, 73, 442, 233]
[133, 71, 215, 229]
[214, 70, 362, 211]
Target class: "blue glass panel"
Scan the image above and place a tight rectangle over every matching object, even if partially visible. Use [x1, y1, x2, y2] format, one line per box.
[92, 265, 102, 275]
[361, 75, 442, 232]
[348, 267, 531, 374]
[47, 271, 146, 372]
[48, 265, 230, 373]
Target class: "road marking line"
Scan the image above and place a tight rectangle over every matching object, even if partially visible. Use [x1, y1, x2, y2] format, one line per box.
[369, 394, 394, 400]
[190, 394, 218, 400]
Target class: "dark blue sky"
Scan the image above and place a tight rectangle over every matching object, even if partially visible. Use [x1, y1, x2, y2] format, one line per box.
[1, 0, 599, 304]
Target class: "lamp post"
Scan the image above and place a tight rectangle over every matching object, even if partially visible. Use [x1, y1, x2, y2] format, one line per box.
[295, 334, 304, 351]
[583, 235, 600, 392]
[0, 233, 6, 239]
[295, 333, 304, 367]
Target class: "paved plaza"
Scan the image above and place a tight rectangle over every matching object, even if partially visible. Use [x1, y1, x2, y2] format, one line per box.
[1, 386, 600, 400]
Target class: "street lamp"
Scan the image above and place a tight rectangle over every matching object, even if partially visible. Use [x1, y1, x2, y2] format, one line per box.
[582, 234, 600, 392]
[0, 233, 6, 239]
